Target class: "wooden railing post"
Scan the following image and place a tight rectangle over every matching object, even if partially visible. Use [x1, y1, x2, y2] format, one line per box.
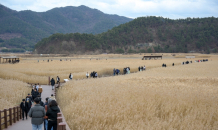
[58, 122, 66, 130]
[0, 110, 2, 130]
[9, 108, 12, 125]
[13, 107, 16, 123]
[57, 117, 63, 130]
[17, 107, 19, 121]
[4, 109, 7, 128]
[57, 113, 62, 117]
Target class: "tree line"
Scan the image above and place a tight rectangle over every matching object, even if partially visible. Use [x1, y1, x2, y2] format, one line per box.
[35, 16, 218, 53]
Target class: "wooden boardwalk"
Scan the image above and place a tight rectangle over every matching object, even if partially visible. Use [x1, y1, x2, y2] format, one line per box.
[4, 85, 65, 130]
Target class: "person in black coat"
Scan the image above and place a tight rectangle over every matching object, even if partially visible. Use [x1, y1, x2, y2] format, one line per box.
[31, 88, 35, 97]
[46, 100, 60, 130]
[37, 95, 45, 107]
[32, 89, 39, 100]
[50, 78, 55, 90]
[20, 99, 29, 120]
[26, 94, 32, 112]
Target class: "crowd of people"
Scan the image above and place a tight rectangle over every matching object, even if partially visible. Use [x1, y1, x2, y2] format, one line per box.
[195, 59, 208, 62]
[20, 84, 60, 130]
[90, 71, 98, 78]
[48, 59, 209, 83]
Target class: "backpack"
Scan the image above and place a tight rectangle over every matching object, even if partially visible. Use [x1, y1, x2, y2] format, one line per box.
[40, 101, 44, 107]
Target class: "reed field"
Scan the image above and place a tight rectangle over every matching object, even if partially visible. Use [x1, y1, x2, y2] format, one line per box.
[0, 53, 214, 84]
[0, 53, 217, 129]
[56, 57, 218, 130]
[0, 78, 31, 110]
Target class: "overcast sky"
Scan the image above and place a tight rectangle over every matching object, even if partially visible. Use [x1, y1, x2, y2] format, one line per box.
[0, 0, 218, 19]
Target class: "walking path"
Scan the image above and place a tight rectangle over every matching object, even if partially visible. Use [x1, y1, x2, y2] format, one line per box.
[5, 85, 54, 130]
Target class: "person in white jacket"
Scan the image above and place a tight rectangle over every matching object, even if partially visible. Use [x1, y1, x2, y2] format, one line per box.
[86, 72, 89, 78]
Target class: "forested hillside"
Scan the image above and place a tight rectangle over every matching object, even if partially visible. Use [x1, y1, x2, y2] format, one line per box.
[35, 16, 218, 54]
[0, 4, 132, 52]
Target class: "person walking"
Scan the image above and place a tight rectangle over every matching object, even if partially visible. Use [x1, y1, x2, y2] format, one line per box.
[36, 84, 39, 91]
[50, 78, 55, 90]
[38, 85, 43, 96]
[20, 99, 29, 120]
[31, 87, 35, 96]
[56, 76, 60, 84]
[26, 94, 33, 112]
[37, 95, 45, 107]
[95, 72, 98, 78]
[69, 73, 73, 80]
[126, 67, 129, 74]
[44, 98, 49, 130]
[86, 72, 89, 78]
[113, 68, 116, 76]
[32, 89, 39, 101]
[46, 100, 60, 130]
[29, 98, 45, 130]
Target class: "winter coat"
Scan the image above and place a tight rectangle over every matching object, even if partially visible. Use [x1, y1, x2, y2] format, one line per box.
[28, 104, 45, 125]
[38, 87, 43, 93]
[26, 96, 32, 108]
[31, 89, 34, 95]
[20, 102, 29, 111]
[51, 79, 55, 86]
[32, 91, 39, 98]
[40, 101, 44, 107]
[46, 106, 60, 121]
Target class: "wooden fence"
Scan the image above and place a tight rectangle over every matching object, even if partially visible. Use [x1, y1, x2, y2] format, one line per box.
[0, 79, 68, 130]
[54, 86, 68, 130]
[0, 106, 22, 130]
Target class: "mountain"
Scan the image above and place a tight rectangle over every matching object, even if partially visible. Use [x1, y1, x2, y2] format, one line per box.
[0, 4, 132, 52]
[35, 16, 218, 54]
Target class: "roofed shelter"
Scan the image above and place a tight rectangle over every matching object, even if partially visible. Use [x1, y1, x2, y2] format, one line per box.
[142, 55, 162, 60]
[0, 56, 20, 64]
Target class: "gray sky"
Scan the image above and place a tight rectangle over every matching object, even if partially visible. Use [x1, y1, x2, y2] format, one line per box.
[0, 0, 218, 19]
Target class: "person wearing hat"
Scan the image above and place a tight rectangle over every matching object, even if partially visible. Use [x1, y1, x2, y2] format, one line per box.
[20, 99, 29, 120]
[26, 93, 33, 112]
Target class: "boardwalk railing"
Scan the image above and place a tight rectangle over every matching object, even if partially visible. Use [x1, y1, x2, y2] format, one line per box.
[54, 86, 68, 130]
[0, 106, 22, 130]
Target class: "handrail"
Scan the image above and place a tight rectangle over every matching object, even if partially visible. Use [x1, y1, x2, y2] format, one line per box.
[0, 106, 22, 130]
[54, 87, 69, 130]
